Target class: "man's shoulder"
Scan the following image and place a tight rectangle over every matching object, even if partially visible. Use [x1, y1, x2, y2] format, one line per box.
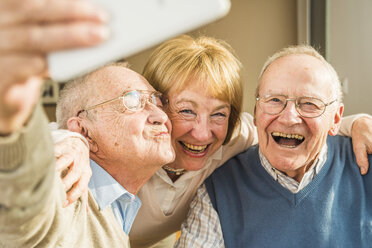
[327, 135, 372, 160]
[327, 134, 351, 143]
[327, 135, 372, 178]
[328, 135, 372, 159]
[327, 135, 353, 155]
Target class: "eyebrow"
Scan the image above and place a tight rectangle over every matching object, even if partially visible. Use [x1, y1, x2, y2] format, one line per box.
[261, 92, 326, 100]
[175, 98, 230, 111]
[175, 98, 198, 108]
[214, 104, 230, 111]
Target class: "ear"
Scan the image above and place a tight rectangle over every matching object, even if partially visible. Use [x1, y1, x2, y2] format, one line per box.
[67, 117, 98, 153]
[328, 103, 344, 136]
[253, 105, 257, 126]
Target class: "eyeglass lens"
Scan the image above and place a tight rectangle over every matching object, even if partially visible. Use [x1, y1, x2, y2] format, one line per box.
[259, 95, 326, 117]
[122, 91, 163, 111]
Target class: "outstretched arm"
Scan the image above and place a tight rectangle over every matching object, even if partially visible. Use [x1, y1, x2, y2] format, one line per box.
[0, 0, 108, 245]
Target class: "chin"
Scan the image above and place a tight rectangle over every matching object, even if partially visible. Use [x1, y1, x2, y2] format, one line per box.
[160, 147, 176, 164]
[270, 157, 303, 172]
[181, 160, 207, 171]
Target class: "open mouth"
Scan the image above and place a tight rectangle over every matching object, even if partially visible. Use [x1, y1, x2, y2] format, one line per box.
[271, 132, 305, 148]
[179, 141, 209, 154]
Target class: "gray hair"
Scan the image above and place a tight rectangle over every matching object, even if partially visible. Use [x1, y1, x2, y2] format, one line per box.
[256, 45, 343, 103]
[56, 62, 129, 129]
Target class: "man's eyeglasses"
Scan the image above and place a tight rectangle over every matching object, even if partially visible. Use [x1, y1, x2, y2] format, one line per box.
[256, 94, 337, 118]
[77, 90, 164, 116]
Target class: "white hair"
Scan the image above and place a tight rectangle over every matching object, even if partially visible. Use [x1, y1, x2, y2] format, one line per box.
[56, 62, 129, 129]
[256, 45, 343, 103]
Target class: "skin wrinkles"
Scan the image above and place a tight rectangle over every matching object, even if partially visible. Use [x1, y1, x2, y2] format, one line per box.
[97, 105, 170, 162]
[144, 126, 170, 140]
[164, 79, 230, 171]
[255, 54, 343, 181]
[168, 98, 230, 124]
[76, 67, 174, 190]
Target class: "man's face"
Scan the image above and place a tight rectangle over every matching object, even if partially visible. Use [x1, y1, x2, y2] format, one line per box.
[255, 54, 343, 180]
[87, 66, 175, 170]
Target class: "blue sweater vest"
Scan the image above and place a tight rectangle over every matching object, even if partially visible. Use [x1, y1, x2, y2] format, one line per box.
[205, 136, 372, 248]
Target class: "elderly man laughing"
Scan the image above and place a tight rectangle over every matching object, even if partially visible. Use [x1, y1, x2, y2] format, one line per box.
[177, 45, 372, 248]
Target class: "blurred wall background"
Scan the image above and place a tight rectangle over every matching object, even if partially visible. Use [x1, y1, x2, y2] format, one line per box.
[328, 0, 372, 115]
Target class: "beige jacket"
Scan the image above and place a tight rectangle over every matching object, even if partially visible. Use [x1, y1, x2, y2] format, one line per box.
[0, 104, 129, 248]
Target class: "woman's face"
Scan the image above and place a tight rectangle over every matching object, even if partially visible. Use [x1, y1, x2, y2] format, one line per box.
[165, 79, 231, 171]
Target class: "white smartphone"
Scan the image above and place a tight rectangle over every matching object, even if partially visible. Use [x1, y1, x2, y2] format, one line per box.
[47, 0, 231, 82]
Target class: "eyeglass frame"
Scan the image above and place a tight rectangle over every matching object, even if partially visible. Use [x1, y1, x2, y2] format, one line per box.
[255, 94, 337, 118]
[76, 90, 163, 117]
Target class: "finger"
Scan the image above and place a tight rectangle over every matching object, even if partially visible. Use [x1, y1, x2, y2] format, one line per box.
[61, 163, 82, 192]
[0, 0, 108, 26]
[84, 191, 90, 212]
[0, 54, 46, 85]
[54, 144, 63, 158]
[65, 163, 91, 203]
[31, 0, 109, 24]
[55, 154, 74, 173]
[354, 144, 369, 175]
[1, 76, 43, 115]
[64, 181, 86, 207]
[0, 76, 43, 133]
[0, 23, 109, 53]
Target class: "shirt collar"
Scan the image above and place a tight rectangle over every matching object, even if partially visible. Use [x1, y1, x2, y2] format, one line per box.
[258, 144, 328, 193]
[209, 145, 223, 161]
[88, 159, 136, 210]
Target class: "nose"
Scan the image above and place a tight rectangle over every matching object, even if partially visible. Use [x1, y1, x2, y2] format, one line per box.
[190, 116, 213, 141]
[147, 102, 169, 125]
[277, 100, 302, 125]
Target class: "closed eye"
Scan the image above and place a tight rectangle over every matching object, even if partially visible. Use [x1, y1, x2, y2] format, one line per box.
[299, 101, 321, 110]
[211, 112, 226, 118]
[178, 109, 197, 120]
[179, 109, 195, 115]
[210, 112, 227, 123]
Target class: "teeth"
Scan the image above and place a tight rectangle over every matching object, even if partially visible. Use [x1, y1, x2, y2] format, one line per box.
[182, 142, 207, 151]
[272, 132, 304, 140]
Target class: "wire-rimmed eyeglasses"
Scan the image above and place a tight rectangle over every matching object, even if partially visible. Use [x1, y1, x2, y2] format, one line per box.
[256, 94, 337, 118]
[76, 90, 164, 116]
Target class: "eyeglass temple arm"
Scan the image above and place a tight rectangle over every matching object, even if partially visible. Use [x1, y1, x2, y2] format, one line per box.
[78, 97, 123, 116]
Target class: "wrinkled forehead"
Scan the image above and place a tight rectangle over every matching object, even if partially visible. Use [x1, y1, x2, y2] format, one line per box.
[259, 54, 335, 97]
[93, 66, 155, 96]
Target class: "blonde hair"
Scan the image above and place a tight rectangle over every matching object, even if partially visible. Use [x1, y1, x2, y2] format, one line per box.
[256, 45, 343, 102]
[56, 62, 129, 129]
[143, 35, 243, 144]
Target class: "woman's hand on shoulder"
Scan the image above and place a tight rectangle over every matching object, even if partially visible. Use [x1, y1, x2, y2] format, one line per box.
[54, 137, 91, 207]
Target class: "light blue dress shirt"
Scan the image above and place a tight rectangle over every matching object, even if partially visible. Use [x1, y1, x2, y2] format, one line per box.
[88, 159, 141, 235]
